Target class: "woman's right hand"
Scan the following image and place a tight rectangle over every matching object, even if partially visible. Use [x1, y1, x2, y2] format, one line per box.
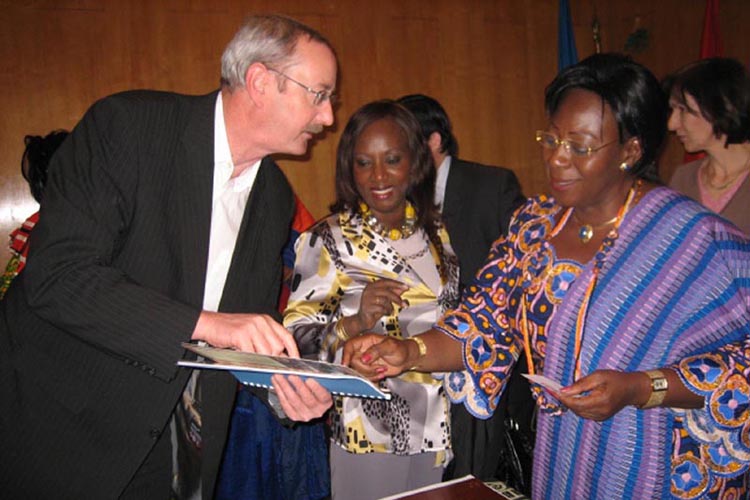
[342, 334, 414, 380]
[350, 278, 408, 333]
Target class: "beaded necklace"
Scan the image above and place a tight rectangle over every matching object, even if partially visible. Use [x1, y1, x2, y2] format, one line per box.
[571, 180, 641, 379]
[359, 201, 417, 240]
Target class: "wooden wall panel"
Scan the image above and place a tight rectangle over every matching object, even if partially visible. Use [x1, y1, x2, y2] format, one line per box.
[1, 0, 749, 263]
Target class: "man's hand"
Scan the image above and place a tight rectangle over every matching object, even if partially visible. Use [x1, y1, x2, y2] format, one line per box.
[192, 311, 299, 357]
[271, 374, 333, 421]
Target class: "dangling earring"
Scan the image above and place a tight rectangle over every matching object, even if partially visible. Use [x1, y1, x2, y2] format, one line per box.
[619, 162, 630, 172]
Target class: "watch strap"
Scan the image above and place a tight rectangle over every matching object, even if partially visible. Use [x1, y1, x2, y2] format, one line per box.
[639, 369, 668, 409]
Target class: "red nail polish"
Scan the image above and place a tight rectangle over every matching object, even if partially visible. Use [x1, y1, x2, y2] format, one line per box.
[361, 353, 372, 364]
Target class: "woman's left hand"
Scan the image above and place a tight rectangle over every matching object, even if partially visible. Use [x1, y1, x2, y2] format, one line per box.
[556, 369, 646, 421]
[343, 333, 411, 380]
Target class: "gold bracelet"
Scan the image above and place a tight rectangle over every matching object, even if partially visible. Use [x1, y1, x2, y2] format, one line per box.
[410, 336, 427, 357]
[638, 369, 668, 409]
[334, 320, 350, 341]
[407, 336, 427, 370]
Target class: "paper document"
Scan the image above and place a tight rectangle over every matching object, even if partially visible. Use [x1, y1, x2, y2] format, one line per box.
[522, 373, 564, 393]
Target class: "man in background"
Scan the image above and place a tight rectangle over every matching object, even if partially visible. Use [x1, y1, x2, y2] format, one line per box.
[0, 130, 69, 299]
[398, 94, 534, 491]
[0, 14, 334, 499]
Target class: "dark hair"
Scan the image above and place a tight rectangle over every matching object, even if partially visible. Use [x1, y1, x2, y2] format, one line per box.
[397, 94, 458, 157]
[22, 130, 69, 203]
[331, 100, 447, 274]
[544, 53, 668, 182]
[663, 57, 750, 146]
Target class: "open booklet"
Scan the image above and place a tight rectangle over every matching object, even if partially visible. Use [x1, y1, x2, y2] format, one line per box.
[178, 343, 391, 400]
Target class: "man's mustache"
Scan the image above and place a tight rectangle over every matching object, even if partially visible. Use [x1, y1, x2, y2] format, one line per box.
[304, 124, 324, 134]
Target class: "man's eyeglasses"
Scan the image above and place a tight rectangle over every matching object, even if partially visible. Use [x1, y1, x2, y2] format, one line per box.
[535, 131, 617, 158]
[268, 68, 336, 107]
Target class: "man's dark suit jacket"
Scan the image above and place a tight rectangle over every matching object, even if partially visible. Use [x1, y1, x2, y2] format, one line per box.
[0, 90, 294, 499]
[441, 158, 525, 290]
[440, 158, 534, 487]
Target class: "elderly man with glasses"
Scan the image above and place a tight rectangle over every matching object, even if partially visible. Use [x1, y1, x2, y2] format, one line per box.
[0, 14, 336, 500]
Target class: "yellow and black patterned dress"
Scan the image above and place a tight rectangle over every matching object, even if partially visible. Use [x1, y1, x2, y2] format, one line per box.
[284, 210, 459, 460]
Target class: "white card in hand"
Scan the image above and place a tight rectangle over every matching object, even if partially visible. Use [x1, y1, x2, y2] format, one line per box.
[523, 373, 564, 393]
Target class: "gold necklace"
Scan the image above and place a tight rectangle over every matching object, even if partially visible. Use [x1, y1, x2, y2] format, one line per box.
[571, 213, 619, 244]
[570, 180, 643, 244]
[702, 154, 750, 190]
[360, 201, 417, 240]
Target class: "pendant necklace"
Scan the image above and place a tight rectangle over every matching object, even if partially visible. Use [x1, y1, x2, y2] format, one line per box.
[572, 213, 619, 244]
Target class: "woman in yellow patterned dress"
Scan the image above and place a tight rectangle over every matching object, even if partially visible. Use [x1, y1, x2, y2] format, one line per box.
[284, 100, 460, 499]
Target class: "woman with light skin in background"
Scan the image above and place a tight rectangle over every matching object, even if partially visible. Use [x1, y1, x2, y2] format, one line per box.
[666, 57, 750, 234]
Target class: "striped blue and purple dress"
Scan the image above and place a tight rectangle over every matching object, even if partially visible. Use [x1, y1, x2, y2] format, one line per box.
[439, 187, 750, 499]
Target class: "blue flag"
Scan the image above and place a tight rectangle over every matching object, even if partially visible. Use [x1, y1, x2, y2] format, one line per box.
[558, 0, 579, 71]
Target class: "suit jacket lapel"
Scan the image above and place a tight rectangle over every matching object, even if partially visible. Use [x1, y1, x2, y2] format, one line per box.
[173, 92, 216, 307]
[219, 158, 268, 312]
[219, 156, 294, 315]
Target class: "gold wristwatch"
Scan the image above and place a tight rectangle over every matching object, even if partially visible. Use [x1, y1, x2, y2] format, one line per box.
[639, 369, 668, 409]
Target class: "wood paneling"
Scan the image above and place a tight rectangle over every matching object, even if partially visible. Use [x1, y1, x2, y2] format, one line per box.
[2, 0, 749, 262]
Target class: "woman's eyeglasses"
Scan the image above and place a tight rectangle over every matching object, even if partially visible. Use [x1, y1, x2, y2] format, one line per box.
[535, 131, 617, 158]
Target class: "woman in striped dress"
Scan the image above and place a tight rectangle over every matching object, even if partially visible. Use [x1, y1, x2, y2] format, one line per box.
[345, 54, 750, 499]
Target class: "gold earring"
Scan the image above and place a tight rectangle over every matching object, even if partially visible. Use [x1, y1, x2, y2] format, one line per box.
[619, 162, 630, 172]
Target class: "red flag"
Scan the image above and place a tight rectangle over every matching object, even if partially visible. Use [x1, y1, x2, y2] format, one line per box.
[291, 194, 316, 233]
[278, 195, 317, 311]
[699, 0, 722, 58]
[684, 0, 723, 162]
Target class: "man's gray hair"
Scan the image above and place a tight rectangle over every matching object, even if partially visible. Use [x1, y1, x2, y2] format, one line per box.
[220, 14, 334, 89]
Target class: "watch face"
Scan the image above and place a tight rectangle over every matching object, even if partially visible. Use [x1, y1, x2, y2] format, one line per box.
[653, 378, 668, 391]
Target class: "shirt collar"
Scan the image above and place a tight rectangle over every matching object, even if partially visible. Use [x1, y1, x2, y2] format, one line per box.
[434, 155, 452, 207]
[213, 93, 260, 193]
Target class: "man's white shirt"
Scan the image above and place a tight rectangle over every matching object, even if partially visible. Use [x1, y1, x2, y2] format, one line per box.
[434, 155, 452, 210]
[203, 92, 261, 312]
